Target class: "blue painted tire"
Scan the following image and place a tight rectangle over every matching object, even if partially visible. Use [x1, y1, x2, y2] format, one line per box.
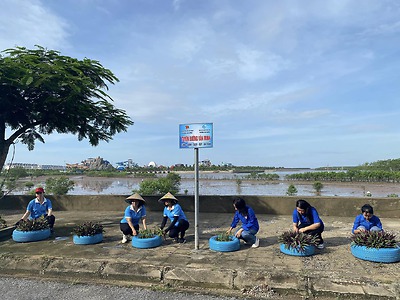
[12, 228, 51, 243]
[280, 243, 315, 256]
[209, 235, 240, 252]
[132, 235, 162, 249]
[350, 245, 400, 263]
[73, 233, 103, 245]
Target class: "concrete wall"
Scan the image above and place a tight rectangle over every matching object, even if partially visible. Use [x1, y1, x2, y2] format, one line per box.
[1, 195, 400, 218]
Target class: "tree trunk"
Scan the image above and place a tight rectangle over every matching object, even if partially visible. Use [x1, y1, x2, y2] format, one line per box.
[0, 139, 12, 172]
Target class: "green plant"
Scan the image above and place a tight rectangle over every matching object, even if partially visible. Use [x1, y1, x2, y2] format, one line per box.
[215, 232, 235, 242]
[72, 222, 104, 237]
[286, 184, 298, 196]
[136, 172, 181, 195]
[387, 193, 399, 198]
[278, 230, 320, 252]
[137, 227, 163, 239]
[350, 231, 398, 249]
[0, 215, 7, 228]
[45, 176, 75, 195]
[313, 181, 324, 194]
[16, 216, 49, 231]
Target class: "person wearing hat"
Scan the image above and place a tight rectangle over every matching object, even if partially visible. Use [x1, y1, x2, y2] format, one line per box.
[159, 192, 189, 243]
[120, 193, 147, 243]
[352, 204, 383, 234]
[18, 187, 55, 231]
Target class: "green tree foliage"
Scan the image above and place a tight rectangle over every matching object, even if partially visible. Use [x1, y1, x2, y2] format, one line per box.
[45, 176, 75, 195]
[286, 184, 298, 196]
[313, 181, 324, 195]
[0, 46, 133, 171]
[137, 172, 181, 195]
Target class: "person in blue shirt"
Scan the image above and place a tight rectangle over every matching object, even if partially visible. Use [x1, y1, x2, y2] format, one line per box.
[120, 193, 147, 243]
[226, 197, 260, 248]
[18, 187, 55, 231]
[352, 204, 383, 234]
[292, 199, 325, 249]
[159, 192, 189, 243]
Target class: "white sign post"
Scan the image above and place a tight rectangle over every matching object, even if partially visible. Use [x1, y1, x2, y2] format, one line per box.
[179, 123, 213, 250]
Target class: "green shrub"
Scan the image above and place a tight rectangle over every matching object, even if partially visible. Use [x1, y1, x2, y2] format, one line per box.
[286, 184, 298, 196]
[45, 176, 75, 195]
[137, 227, 163, 239]
[215, 232, 234, 242]
[16, 216, 49, 231]
[72, 222, 104, 237]
[278, 230, 320, 252]
[351, 231, 398, 249]
[136, 172, 181, 195]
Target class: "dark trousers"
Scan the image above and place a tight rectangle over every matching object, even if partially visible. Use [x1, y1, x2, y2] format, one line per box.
[168, 220, 190, 239]
[298, 223, 324, 244]
[46, 215, 55, 229]
[120, 223, 139, 235]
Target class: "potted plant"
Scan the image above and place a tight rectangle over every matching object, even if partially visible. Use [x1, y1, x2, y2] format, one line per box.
[209, 232, 240, 252]
[0, 215, 16, 240]
[12, 216, 51, 242]
[350, 231, 400, 263]
[132, 227, 163, 249]
[278, 230, 319, 256]
[72, 221, 104, 245]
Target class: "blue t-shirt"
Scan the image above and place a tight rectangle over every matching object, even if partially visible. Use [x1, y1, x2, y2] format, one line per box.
[292, 207, 324, 227]
[352, 214, 382, 233]
[120, 205, 146, 225]
[27, 198, 52, 219]
[230, 205, 259, 232]
[163, 204, 188, 227]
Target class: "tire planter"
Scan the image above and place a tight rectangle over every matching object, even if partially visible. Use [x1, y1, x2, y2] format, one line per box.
[209, 235, 240, 252]
[73, 233, 103, 245]
[12, 228, 51, 243]
[350, 245, 400, 263]
[279, 243, 315, 256]
[132, 235, 162, 249]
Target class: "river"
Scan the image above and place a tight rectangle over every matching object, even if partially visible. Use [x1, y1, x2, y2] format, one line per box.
[17, 170, 398, 197]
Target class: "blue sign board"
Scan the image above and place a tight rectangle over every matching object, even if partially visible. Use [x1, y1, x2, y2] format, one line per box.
[179, 123, 213, 149]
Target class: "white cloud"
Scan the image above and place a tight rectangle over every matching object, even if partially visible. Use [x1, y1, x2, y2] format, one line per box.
[0, 0, 69, 51]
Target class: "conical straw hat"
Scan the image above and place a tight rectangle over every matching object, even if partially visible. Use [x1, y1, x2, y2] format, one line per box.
[158, 192, 178, 202]
[125, 193, 145, 203]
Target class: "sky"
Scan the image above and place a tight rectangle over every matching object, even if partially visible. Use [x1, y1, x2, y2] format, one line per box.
[1, 0, 400, 169]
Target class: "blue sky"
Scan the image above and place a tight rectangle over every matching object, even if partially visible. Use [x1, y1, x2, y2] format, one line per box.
[2, 0, 400, 168]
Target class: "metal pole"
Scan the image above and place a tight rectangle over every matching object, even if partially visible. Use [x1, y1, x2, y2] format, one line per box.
[194, 148, 199, 250]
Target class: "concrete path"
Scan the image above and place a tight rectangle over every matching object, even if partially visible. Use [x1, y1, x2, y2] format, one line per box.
[0, 211, 399, 299]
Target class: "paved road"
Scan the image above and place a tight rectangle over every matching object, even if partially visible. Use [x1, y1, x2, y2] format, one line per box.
[0, 277, 249, 300]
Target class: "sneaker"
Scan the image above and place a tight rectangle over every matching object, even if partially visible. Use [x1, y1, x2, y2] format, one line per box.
[178, 238, 186, 244]
[252, 237, 260, 248]
[173, 237, 179, 243]
[121, 234, 128, 244]
[316, 243, 325, 249]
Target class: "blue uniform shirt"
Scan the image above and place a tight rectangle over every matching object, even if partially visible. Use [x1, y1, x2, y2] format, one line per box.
[292, 207, 324, 227]
[230, 205, 259, 232]
[352, 214, 382, 233]
[120, 205, 146, 226]
[163, 204, 187, 227]
[27, 198, 52, 219]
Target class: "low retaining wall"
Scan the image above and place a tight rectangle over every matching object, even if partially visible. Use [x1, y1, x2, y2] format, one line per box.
[1, 195, 400, 218]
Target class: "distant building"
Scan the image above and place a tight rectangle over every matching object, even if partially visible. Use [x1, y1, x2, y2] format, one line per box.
[148, 161, 157, 167]
[200, 159, 211, 167]
[4, 162, 65, 171]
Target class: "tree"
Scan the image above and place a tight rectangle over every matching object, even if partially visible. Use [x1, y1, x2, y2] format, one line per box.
[286, 184, 298, 196]
[137, 172, 181, 195]
[313, 181, 324, 195]
[45, 176, 75, 195]
[0, 46, 133, 171]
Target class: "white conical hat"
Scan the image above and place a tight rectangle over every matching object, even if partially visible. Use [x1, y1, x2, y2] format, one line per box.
[125, 193, 145, 203]
[158, 192, 178, 202]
